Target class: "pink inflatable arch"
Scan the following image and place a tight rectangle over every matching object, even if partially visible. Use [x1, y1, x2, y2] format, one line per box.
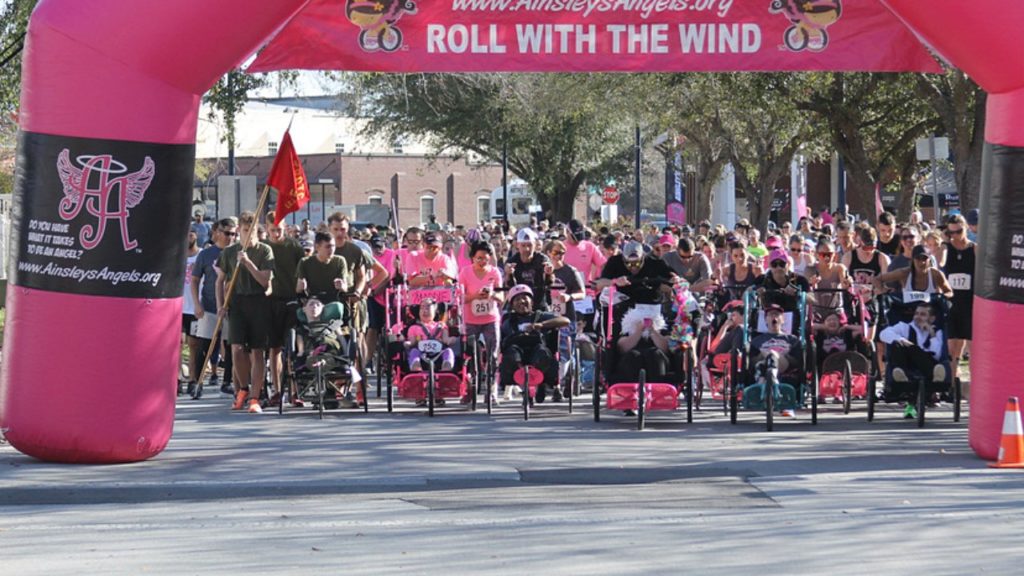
[1, 0, 1019, 462]
[0, 0, 309, 463]
[882, 0, 1024, 461]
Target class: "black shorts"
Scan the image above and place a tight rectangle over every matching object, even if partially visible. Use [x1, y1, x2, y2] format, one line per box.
[367, 298, 386, 330]
[182, 314, 196, 336]
[228, 294, 272, 349]
[947, 298, 973, 340]
[268, 298, 299, 348]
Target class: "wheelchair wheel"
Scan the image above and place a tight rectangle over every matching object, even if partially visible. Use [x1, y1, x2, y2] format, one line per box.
[386, 369, 394, 413]
[842, 361, 853, 415]
[765, 376, 775, 432]
[593, 353, 601, 422]
[688, 354, 696, 422]
[316, 368, 325, 420]
[427, 365, 436, 417]
[916, 379, 926, 428]
[953, 377, 962, 422]
[637, 369, 646, 431]
[729, 351, 739, 425]
[470, 339, 479, 413]
[809, 343, 818, 425]
[866, 378, 876, 422]
[522, 366, 530, 421]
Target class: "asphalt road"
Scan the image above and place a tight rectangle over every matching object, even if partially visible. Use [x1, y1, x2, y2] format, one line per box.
[1, 394, 1022, 575]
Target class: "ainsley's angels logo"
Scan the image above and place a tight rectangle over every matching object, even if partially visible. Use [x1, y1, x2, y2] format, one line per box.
[345, 0, 418, 53]
[770, 0, 842, 52]
[56, 149, 154, 251]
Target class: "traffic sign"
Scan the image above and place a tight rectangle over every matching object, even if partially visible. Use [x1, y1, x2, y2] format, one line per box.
[603, 186, 620, 204]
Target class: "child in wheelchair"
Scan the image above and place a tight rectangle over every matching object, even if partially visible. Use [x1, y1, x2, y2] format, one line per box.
[499, 284, 570, 402]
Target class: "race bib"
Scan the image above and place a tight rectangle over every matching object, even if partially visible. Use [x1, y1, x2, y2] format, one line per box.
[633, 303, 662, 318]
[576, 296, 595, 315]
[550, 290, 566, 316]
[903, 290, 929, 303]
[948, 273, 972, 291]
[471, 298, 496, 317]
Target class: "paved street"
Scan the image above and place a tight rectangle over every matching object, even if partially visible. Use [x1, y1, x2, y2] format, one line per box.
[2, 394, 1023, 575]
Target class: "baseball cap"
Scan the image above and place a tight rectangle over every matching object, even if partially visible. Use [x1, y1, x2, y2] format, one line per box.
[912, 244, 929, 260]
[568, 219, 585, 240]
[658, 234, 675, 247]
[623, 240, 645, 262]
[723, 300, 744, 312]
[424, 231, 442, 245]
[966, 208, 979, 226]
[516, 228, 538, 243]
[765, 303, 786, 315]
[767, 248, 790, 266]
[369, 235, 386, 250]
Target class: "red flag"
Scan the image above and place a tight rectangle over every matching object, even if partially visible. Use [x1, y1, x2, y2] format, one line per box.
[268, 130, 309, 226]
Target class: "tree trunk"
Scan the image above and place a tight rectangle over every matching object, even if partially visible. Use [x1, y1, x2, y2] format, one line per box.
[845, 170, 877, 224]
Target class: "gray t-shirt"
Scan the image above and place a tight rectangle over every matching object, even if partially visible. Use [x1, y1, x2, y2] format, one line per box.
[662, 251, 712, 285]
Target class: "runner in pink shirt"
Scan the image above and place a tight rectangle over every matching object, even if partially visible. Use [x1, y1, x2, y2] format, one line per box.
[563, 219, 607, 282]
[458, 241, 504, 403]
[396, 227, 424, 283]
[408, 231, 458, 287]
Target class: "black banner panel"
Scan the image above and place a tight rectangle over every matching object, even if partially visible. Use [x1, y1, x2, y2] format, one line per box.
[10, 132, 195, 299]
[976, 143, 1024, 304]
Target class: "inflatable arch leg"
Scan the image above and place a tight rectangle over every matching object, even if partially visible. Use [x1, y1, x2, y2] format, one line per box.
[0, 0, 309, 463]
[882, 1, 1024, 460]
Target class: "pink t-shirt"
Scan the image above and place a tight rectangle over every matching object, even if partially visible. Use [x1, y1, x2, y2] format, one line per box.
[406, 321, 447, 342]
[410, 251, 458, 284]
[459, 265, 503, 325]
[456, 241, 473, 271]
[564, 240, 607, 282]
[397, 248, 420, 279]
[373, 248, 397, 306]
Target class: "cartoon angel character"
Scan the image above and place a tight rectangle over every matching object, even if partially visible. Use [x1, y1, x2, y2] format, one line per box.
[346, 0, 418, 53]
[770, 0, 842, 52]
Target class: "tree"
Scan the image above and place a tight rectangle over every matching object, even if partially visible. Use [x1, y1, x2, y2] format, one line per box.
[203, 70, 267, 174]
[0, 0, 36, 193]
[721, 73, 825, 230]
[915, 67, 985, 211]
[355, 73, 639, 222]
[798, 73, 938, 223]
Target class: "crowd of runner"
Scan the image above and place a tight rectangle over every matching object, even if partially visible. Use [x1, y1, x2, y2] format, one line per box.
[179, 204, 978, 416]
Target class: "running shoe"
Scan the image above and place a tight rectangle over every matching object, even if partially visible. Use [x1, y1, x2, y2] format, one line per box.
[904, 404, 917, 419]
[892, 368, 909, 383]
[220, 383, 234, 396]
[933, 364, 947, 383]
[231, 389, 249, 410]
[781, 409, 796, 418]
[247, 399, 263, 414]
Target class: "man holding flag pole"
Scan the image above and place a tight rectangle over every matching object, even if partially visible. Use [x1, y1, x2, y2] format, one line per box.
[192, 129, 311, 408]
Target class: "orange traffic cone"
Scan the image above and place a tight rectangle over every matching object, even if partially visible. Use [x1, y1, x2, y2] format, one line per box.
[989, 397, 1024, 468]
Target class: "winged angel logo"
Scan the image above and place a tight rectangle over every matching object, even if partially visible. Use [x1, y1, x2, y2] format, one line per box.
[56, 149, 154, 251]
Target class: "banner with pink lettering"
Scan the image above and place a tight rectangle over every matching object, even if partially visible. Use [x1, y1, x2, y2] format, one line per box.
[250, 0, 941, 73]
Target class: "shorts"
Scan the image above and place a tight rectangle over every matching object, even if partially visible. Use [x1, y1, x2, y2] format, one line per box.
[228, 294, 272, 349]
[350, 299, 368, 333]
[193, 310, 228, 341]
[367, 298, 386, 331]
[947, 298, 973, 340]
[182, 314, 196, 336]
[269, 298, 299, 349]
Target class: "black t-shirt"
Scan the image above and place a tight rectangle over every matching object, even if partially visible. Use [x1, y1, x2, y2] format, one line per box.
[506, 252, 553, 309]
[878, 235, 900, 257]
[750, 332, 803, 370]
[758, 272, 810, 312]
[501, 310, 558, 351]
[551, 264, 584, 323]
[601, 255, 675, 304]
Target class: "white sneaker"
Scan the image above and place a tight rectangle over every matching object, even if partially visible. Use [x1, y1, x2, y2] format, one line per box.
[780, 409, 796, 418]
[932, 364, 946, 383]
[441, 358, 454, 371]
[247, 400, 263, 414]
[892, 367, 909, 383]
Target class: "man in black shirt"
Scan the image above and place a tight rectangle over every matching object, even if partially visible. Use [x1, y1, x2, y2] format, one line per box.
[504, 227, 555, 310]
[597, 240, 676, 304]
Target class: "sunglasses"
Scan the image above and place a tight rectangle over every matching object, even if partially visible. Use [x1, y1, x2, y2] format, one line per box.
[914, 255, 930, 261]
[222, 231, 238, 237]
[945, 228, 964, 236]
[550, 250, 566, 256]
[817, 251, 833, 258]
[901, 235, 916, 240]
[790, 248, 803, 253]
[770, 260, 788, 268]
